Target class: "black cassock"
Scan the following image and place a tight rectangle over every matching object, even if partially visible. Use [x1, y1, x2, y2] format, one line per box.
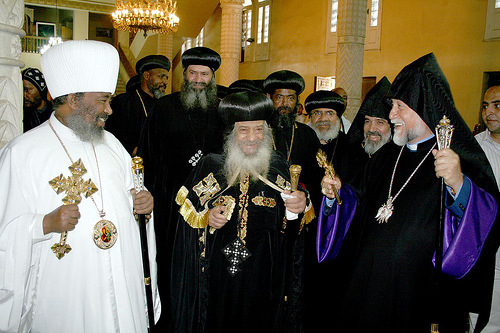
[328, 138, 499, 333]
[138, 92, 225, 330]
[107, 88, 155, 155]
[171, 153, 314, 333]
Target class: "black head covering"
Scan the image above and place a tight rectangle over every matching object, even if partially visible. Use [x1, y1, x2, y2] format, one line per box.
[263, 70, 305, 95]
[218, 91, 274, 125]
[22, 67, 47, 98]
[228, 79, 263, 95]
[135, 55, 171, 75]
[347, 76, 391, 145]
[388, 53, 498, 194]
[181, 47, 221, 72]
[126, 74, 141, 93]
[304, 90, 345, 117]
[217, 85, 228, 100]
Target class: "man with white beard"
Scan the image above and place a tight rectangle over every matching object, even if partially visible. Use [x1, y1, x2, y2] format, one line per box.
[318, 53, 499, 332]
[0, 40, 159, 332]
[138, 46, 225, 332]
[171, 91, 313, 333]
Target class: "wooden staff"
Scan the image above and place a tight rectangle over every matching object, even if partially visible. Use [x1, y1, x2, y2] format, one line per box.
[432, 116, 454, 333]
[131, 156, 155, 332]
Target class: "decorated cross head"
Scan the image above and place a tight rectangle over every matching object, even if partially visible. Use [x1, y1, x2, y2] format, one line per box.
[49, 159, 99, 204]
[193, 173, 221, 206]
[435, 116, 454, 151]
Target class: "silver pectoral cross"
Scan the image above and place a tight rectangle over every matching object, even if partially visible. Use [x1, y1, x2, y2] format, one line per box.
[375, 196, 394, 223]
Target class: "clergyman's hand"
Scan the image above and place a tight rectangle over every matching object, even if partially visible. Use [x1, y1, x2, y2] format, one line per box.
[283, 190, 306, 214]
[208, 206, 229, 229]
[43, 204, 80, 234]
[433, 148, 463, 193]
[321, 174, 342, 199]
[131, 189, 154, 214]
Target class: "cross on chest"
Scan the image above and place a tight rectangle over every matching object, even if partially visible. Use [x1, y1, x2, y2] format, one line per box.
[222, 238, 251, 276]
[193, 173, 220, 206]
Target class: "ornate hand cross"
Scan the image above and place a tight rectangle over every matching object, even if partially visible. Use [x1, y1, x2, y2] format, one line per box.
[49, 158, 98, 259]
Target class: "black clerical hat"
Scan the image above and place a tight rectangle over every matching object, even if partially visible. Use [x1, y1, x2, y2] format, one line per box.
[218, 91, 274, 125]
[263, 70, 305, 95]
[181, 47, 221, 72]
[228, 79, 263, 95]
[136, 55, 171, 75]
[126, 74, 141, 93]
[388, 53, 498, 194]
[304, 90, 345, 117]
[22, 67, 48, 98]
[347, 76, 391, 145]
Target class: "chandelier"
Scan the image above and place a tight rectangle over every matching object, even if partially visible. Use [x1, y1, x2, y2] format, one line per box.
[112, 0, 180, 37]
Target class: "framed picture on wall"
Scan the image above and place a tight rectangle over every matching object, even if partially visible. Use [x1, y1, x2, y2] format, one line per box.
[314, 76, 336, 91]
[96, 28, 113, 38]
[36, 22, 56, 38]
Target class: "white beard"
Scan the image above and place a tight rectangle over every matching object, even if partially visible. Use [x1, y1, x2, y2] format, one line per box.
[224, 127, 273, 184]
[308, 118, 340, 143]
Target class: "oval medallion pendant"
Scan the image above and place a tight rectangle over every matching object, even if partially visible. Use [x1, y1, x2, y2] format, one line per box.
[93, 220, 118, 249]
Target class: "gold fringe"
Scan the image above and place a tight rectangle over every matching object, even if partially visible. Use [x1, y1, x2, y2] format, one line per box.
[176, 186, 209, 229]
[299, 199, 316, 232]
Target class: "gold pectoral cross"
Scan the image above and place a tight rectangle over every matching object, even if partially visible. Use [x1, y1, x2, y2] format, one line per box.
[49, 158, 98, 259]
[193, 173, 221, 206]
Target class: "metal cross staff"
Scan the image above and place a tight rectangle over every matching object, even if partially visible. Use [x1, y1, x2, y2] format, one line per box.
[431, 116, 454, 333]
[49, 158, 98, 259]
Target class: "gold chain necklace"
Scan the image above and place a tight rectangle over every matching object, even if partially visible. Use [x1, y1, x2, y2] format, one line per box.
[49, 120, 118, 249]
[136, 89, 148, 118]
[271, 124, 296, 162]
[375, 142, 436, 223]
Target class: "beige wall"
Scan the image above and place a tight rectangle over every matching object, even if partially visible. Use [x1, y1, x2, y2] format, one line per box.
[188, 0, 499, 129]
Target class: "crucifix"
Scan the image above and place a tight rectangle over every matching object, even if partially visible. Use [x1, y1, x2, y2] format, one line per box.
[49, 158, 98, 259]
[222, 237, 251, 276]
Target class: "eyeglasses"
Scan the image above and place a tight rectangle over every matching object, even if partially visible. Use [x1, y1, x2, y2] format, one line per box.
[310, 110, 336, 117]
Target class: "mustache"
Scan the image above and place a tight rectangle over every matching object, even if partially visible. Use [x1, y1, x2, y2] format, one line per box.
[277, 106, 293, 113]
[96, 113, 108, 122]
[315, 121, 331, 126]
[188, 81, 208, 89]
[366, 131, 382, 137]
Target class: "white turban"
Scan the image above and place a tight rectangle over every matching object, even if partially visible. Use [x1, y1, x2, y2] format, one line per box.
[41, 40, 119, 99]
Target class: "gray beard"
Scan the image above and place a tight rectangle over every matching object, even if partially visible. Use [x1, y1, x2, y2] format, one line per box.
[309, 119, 340, 143]
[364, 131, 391, 155]
[224, 128, 273, 184]
[180, 78, 218, 111]
[152, 88, 166, 99]
[66, 107, 105, 144]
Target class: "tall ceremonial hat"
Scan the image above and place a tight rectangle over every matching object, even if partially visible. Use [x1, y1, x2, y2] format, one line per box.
[347, 76, 391, 145]
[181, 47, 221, 72]
[388, 53, 497, 194]
[304, 90, 345, 117]
[263, 70, 305, 95]
[41, 40, 119, 99]
[135, 54, 171, 75]
[218, 91, 274, 125]
[22, 67, 48, 98]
